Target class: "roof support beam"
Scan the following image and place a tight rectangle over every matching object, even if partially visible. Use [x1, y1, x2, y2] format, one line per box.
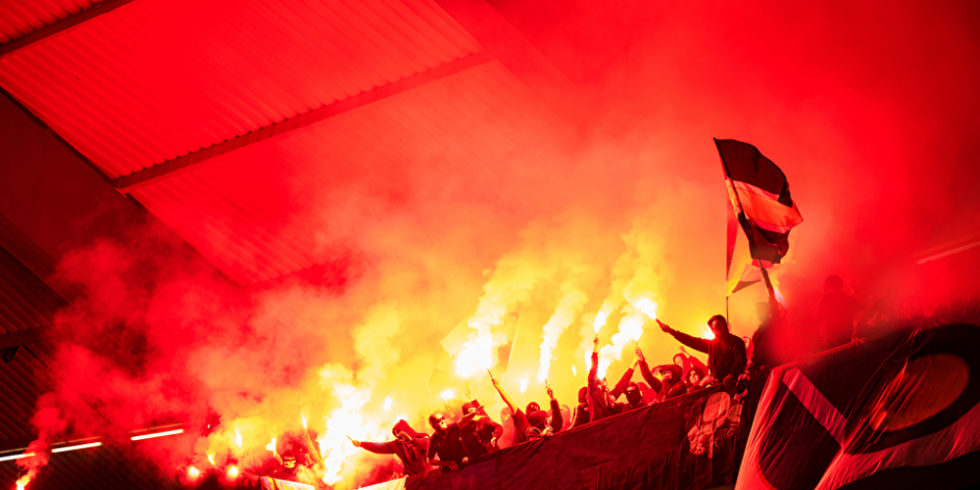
[113, 50, 494, 192]
[0, 0, 139, 58]
[0, 327, 55, 350]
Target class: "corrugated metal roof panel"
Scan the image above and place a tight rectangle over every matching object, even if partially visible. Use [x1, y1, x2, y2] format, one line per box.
[0, 0, 483, 178]
[0, 0, 94, 44]
[130, 61, 569, 283]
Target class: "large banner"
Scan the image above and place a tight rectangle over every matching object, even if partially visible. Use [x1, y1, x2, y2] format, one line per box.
[737, 322, 980, 489]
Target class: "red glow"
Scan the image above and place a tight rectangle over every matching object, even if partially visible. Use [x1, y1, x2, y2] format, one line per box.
[3, 1, 978, 487]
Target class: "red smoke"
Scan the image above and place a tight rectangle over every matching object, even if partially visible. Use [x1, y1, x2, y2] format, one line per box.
[15, 1, 980, 487]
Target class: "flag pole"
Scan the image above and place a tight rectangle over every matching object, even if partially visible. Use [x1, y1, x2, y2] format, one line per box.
[716, 138, 780, 310]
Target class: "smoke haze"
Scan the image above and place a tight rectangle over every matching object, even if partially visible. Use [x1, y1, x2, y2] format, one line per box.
[17, 1, 980, 487]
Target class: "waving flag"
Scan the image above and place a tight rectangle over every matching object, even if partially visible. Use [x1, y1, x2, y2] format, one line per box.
[716, 139, 803, 264]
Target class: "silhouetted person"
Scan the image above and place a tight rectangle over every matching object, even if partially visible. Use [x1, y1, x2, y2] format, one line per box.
[654, 363, 687, 399]
[350, 419, 431, 476]
[586, 335, 621, 421]
[427, 410, 477, 471]
[458, 400, 501, 458]
[816, 274, 858, 349]
[658, 315, 747, 392]
[749, 300, 784, 377]
[570, 386, 591, 428]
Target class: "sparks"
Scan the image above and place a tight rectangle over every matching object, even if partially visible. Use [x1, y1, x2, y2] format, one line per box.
[207, 452, 216, 466]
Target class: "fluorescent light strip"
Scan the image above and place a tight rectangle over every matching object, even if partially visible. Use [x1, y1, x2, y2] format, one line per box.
[51, 442, 102, 453]
[0, 452, 34, 463]
[131, 428, 184, 441]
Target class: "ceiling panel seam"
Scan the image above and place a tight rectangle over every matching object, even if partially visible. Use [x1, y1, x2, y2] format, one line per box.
[113, 49, 495, 192]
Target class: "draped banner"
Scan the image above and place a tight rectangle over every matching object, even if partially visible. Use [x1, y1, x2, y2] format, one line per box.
[737, 322, 980, 489]
[359, 388, 742, 490]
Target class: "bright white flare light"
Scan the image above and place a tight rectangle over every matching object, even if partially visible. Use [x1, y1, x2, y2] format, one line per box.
[383, 396, 393, 410]
[593, 310, 610, 333]
[519, 376, 529, 394]
[51, 442, 102, 453]
[440, 389, 455, 401]
[632, 297, 658, 320]
[226, 465, 240, 479]
[0, 452, 34, 463]
[130, 429, 184, 441]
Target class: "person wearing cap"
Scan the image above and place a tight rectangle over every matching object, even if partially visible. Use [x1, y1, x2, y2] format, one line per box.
[653, 363, 687, 400]
[657, 315, 747, 392]
[350, 419, 431, 476]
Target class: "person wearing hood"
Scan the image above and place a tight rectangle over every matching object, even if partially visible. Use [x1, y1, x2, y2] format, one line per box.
[458, 400, 502, 458]
[657, 315, 747, 392]
[350, 419, 431, 476]
[525, 382, 564, 436]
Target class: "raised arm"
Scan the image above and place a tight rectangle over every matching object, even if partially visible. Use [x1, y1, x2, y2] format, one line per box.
[635, 347, 662, 393]
[546, 383, 562, 433]
[658, 319, 711, 353]
[610, 359, 636, 399]
[489, 370, 517, 416]
[354, 439, 397, 455]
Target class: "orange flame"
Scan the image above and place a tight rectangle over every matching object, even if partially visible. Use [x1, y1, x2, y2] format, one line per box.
[317, 383, 377, 485]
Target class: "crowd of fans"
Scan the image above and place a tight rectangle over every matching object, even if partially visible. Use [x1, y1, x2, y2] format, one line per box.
[265, 275, 860, 486]
[339, 312, 764, 485]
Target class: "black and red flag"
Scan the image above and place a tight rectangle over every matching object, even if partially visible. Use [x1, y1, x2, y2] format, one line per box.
[716, 139, 803, 266]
